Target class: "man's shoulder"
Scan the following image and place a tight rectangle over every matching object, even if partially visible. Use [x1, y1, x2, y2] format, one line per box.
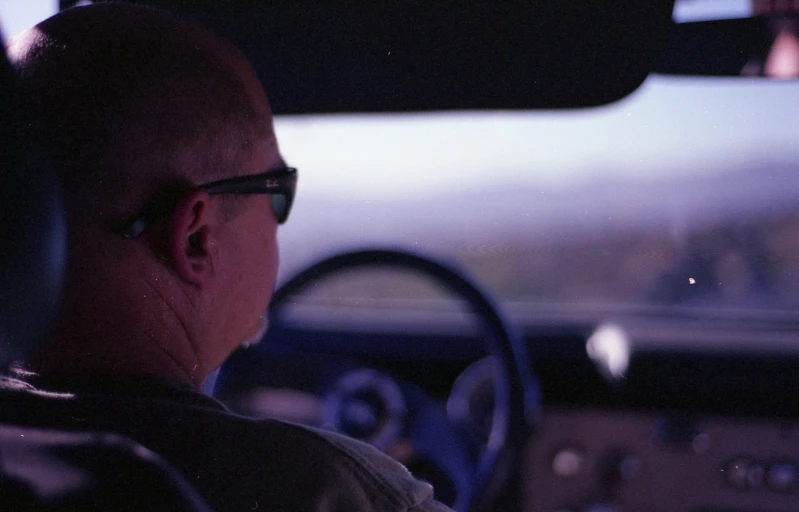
[231, 419, 449, 512]
[0, 373, 453, 512]
[267, 421, 450, 511]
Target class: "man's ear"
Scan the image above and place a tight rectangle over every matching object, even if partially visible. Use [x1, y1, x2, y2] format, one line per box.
[168, 189, 219, 289]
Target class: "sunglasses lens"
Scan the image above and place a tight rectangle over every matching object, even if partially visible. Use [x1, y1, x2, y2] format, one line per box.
[271, 194, 288, 223]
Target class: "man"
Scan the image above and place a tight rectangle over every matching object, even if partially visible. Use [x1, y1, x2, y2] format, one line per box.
[0, 3, 451, 511]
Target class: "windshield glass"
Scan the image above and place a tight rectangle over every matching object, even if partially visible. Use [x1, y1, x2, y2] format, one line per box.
[276, 76, 799, 314]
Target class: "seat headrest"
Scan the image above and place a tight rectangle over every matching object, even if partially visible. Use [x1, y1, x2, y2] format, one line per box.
[0, 35, 66, 367]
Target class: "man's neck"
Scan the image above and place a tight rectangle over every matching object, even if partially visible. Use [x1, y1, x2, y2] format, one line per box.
[32, 294, 209, 388]
[30, 335, 204, 388]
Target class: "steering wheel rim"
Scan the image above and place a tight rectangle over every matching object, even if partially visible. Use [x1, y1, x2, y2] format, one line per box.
[219, 248, 540, 511]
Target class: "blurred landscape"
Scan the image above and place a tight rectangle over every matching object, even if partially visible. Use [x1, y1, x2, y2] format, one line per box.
[279, 156, 799, 312]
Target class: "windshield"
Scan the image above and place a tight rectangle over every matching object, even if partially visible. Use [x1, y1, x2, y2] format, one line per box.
[276, 76, 799, 314]
[3, 4, 798, 315]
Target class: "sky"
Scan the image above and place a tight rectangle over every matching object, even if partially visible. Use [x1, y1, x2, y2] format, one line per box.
[273, 77, 799, 201]
[673, 0, 752, 22]
[0, 0, 55, 40]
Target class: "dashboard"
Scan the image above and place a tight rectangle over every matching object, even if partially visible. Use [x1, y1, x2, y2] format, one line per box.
[525, 409, 799, 512]
[214, 301, 799, 512]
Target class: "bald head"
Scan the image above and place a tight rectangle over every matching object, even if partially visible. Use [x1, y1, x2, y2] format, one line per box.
[7, 3, 283, 385]
[8, 2, 274, 232]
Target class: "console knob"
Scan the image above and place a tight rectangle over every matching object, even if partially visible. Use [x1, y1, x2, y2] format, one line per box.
[600, 450, 640, 485]
[581, 503, 620, 512]
[552, 447, 584, 478]
[724, 457, 763, 489]
[766, 462, 797, 493]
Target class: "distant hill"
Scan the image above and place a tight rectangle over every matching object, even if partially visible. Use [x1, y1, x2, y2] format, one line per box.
[279, 157, 799, 310]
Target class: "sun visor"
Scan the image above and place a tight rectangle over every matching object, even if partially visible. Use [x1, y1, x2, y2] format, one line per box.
[67, 0, 675, 113]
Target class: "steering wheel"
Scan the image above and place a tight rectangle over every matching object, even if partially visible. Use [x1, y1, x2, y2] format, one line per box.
[216, 248, 540, 511]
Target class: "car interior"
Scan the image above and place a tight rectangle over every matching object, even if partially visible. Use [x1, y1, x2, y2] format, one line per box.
[2, 0, 799, 511]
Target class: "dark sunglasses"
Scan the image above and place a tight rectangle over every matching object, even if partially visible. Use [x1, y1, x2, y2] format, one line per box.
[123, 167, 298, 239]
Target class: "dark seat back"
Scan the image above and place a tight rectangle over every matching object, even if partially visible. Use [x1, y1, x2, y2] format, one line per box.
[0, 27, 66, 366]
[0, 31, 212, 512]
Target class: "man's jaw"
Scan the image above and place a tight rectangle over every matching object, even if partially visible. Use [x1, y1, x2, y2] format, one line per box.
[241, 313, 269, 348]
